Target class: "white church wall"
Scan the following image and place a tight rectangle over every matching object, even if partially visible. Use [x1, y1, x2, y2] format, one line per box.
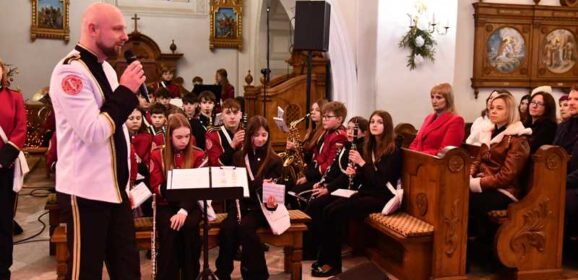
[376, 0, 459, 127]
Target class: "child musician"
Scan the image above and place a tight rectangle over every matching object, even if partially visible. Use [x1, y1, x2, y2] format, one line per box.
[149, 103, 168, 147]
[149, 114, 208, 280]
[311, 110, 402, 277]
[215, 116, 283, 280]
[303, 116, 368, 260]
[205, 98, 244, 166]
[182, 92, 199, 122]
[286, 98, 327, 166]
[291, 101, 348, 207]
[192, 90, 216, 150]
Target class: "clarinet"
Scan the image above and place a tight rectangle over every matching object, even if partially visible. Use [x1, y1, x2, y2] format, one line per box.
[235, 113, 248, 224]
[151, 194, 157, 280]
[308, 143, 344, 202]
[348, 124, 359, 190]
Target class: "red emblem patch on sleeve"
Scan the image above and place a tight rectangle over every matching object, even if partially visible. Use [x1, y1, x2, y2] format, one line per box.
[61, 75, 83, 96]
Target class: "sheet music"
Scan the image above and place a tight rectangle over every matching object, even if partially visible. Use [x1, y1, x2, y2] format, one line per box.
[167, 168, 211, 190]
[331, 189, 358, 198]
[260, 203, 291, 235]
[169, 98, 183, 108]
[262, 182, 285, 205]
[210, 167, 250, 197]
[130, 182, 152, 209]
[273, 106, 289, 133]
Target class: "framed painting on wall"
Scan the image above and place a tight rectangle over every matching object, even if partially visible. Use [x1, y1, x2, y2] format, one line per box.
[31, 0, 70, 43]
[210, 0, 243, 50]
[471, 2, 578, 98]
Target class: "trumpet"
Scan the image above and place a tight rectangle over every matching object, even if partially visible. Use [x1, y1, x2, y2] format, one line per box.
[151, 194, 157, 280]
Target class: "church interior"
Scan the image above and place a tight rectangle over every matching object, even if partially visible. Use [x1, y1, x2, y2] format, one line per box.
[3, 0, 578, 279]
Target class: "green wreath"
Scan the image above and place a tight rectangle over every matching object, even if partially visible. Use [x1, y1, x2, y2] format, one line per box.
[398, 27, 436, 70]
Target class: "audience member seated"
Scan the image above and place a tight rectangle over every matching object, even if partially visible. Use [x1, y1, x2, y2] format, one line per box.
[522, 86, 557, 153]
[466, 90, 503, 146]
[216, 68, 234, 102]
[409, 83, 465, 155]
[555, 85, 578, 238]
[559, 94, 570, 123]
[518, 94, 531, 125]
[311, 110, 402, 277]
[468, 92, 531, 260]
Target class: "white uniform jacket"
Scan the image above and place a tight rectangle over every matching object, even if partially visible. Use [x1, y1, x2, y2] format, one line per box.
[49, 45, 139, 203]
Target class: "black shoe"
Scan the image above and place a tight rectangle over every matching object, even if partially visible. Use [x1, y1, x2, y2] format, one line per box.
[311, 261, 321, 271]
[311, 264, 341, 277]
[13, 221, 23, 236]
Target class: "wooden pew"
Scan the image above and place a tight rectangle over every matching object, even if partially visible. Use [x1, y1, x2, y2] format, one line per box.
[492, 145, 568, 279]
[51, 210, 311, 280]
[364, 147, 470, 280]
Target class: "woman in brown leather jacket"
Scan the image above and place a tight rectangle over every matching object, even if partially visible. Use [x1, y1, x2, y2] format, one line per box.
[468, 92, 531, 239]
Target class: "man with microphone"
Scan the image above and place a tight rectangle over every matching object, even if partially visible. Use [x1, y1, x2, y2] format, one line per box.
[49, 3, 144, 279]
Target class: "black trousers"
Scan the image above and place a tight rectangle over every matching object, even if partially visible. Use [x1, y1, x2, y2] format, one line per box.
[215, 209, 268, 280]
[288, 181, 314, 210]
[156, 205, 202, 280]
[468, 190, 513, 239]
[566, 188, 578, 237]
[59, 193, 140, 280]
[317, 194, 385, 269]
[303, 194, 339, 259]
[0, 168, 16, 280]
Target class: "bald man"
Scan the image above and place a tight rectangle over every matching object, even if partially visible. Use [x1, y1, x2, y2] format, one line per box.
[49, 3, 144, 279]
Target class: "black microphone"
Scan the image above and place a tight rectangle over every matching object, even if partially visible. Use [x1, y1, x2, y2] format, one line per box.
[123, 50, 150, 103]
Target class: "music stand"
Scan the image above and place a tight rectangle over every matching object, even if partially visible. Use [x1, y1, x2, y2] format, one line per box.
[165, 167, 245, 280]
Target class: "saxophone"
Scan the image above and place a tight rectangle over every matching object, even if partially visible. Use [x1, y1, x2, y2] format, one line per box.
[280, 114, 309, 186]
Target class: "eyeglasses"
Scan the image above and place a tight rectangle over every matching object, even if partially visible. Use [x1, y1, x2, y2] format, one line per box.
[322, 115, 337, 119]
[530, 101, 545, 107]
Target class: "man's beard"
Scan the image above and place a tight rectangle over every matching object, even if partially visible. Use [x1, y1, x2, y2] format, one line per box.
[96, 41, 119, 58]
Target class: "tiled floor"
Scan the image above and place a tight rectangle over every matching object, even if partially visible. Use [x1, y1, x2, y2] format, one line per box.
[9, 155, 578, 279]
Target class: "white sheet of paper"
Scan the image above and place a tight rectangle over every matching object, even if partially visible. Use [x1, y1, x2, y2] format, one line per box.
[331, 189, 358, 198]
[130, 182, 152, 209]
[277, 106, 284, 119]
[167, 168, 211, 190]
[262, 182, 285, 205]
[136, 172, 145, 180]
[170, 98, 183, 108]
[273, 117, 289, 133]
[260, 203, 291, 235]
[210, 167, 250, 197]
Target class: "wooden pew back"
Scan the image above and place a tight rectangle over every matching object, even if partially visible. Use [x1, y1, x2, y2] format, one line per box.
[495, 145, 567, 277]
[401, 147, 470, 278]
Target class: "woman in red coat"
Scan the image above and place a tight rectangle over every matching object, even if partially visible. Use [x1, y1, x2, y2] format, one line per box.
[0, 58, 27, 279]
[409, 83, 465, 155]
[149, 114, 207, 280]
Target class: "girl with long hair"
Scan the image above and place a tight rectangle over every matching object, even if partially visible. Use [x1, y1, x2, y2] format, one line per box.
[149, 114, 207, 279]
[311, 110, 402, 277]
[215, 116, 283, 280]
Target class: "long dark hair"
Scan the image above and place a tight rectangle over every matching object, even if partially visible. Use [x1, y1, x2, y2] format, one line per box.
[242, 115, 275, 179]
[523, 92, 557, 125]
[363, 110, 396, 164]
[303, 98, 328, 151]
[163, 114, 197, 171]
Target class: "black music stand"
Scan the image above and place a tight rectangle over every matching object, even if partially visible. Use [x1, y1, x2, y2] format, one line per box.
[165, 167, 244, 280]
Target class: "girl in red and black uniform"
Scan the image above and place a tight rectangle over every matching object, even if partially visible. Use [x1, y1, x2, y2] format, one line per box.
[0, 58, 27, 280]
[215, 116, 283, 280]
[149, 114, 207, 280]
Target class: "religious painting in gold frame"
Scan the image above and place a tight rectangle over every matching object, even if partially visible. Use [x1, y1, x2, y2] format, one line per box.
[31, 0, 70, 43]
[210, 0, 243, 50]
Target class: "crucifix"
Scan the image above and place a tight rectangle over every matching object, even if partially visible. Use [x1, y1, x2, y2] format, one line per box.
[131, 13, 140, 33]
